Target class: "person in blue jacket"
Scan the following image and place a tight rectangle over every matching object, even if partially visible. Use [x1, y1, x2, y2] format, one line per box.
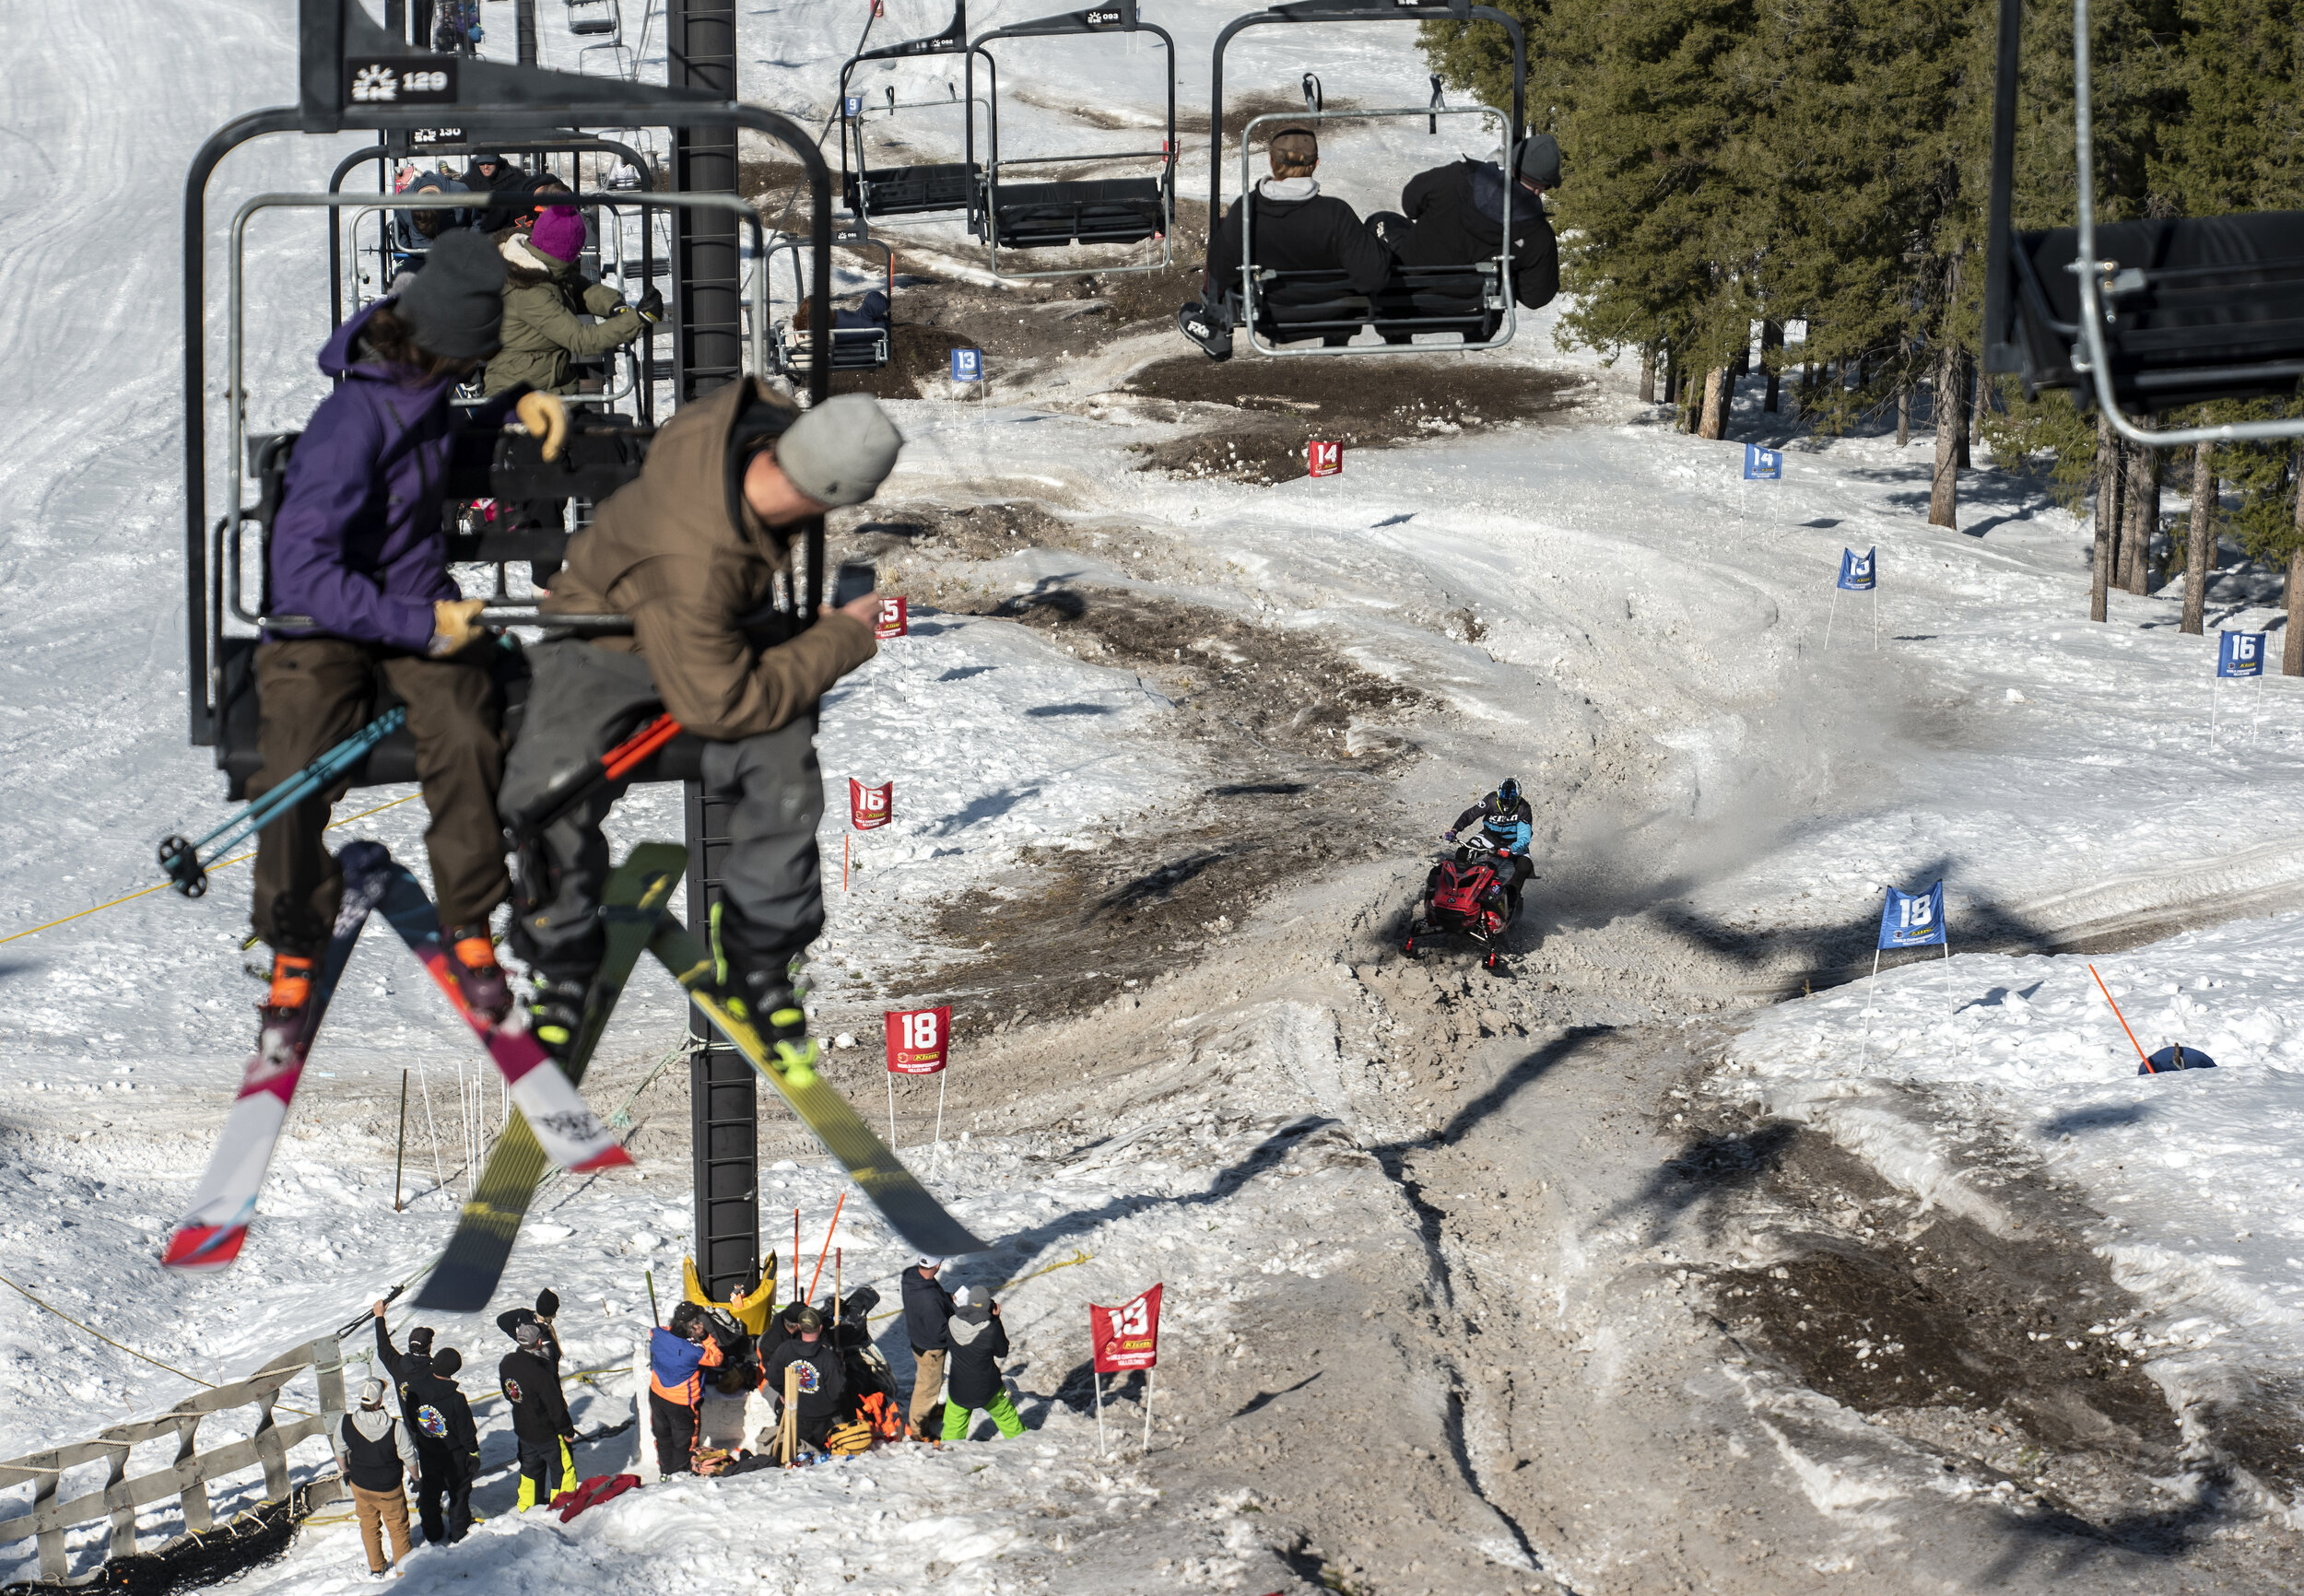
[249, 229, 566, 1066]
[1446, 777, 1534, 917]
[648, 1301, 727, 1475]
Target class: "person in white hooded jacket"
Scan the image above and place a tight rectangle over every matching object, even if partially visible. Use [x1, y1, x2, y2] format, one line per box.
[334, 1377, 420, 1578]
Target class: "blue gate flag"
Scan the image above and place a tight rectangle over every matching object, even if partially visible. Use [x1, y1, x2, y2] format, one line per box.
[1878, 881, 1945, 950]
[2218, 630, 2267, 678]
[950, 347, 983, 382]
[1838, 547, 1876, 592]
[844, 93, 864, 118]
[1743, 443, 1782, 481]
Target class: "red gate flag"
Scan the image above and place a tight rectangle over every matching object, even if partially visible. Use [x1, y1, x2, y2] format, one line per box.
[1091, 1284, 1163, 1373]
[1307, 440, 1343, 477]
[886, 1005, 950, 1074]
[876, 596, 909, 639]
[849, 779, 892, 829]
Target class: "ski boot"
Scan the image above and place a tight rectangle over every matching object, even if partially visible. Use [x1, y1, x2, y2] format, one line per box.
[714, 915, 818, 1075]
[446, 925, 512, 1024]
[255, 951, 314, 1070]
[524, 975, 589, 1062]
[1176, 300, 1233, 362]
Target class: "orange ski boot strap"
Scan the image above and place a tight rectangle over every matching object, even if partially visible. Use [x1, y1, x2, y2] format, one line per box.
[267, 954, 314, 1009]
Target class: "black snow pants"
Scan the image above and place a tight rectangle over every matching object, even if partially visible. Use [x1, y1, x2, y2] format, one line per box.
[498, 640, 827, 984]
[650, 1389, 700, 1475]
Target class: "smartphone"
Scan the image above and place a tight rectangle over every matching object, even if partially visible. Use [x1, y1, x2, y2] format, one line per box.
[831, 562, 876, 608]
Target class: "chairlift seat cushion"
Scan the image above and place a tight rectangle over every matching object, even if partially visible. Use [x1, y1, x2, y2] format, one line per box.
[2008, 212, 2304, 410]
[990, 178, 1164, 250]
[778, 324, 892, 374]
[1251, 263, 1502, 342]
[850, 162, 981, 218]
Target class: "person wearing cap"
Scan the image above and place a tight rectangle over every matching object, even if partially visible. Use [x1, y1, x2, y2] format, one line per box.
[463, 152, 530, 234]
[371, 1303, 470, 1544]
[648, 1300, 728, 1474]
[900, 1256, 956, 1441]
[250, 229, 570, 1069]
[334, 1376, 419, 1578]
[941, 1286, 1026, 1441]
[1179, 123, 1393, 359]
[498, 1299, 577, 1509]
[481, 204, 657, 398]
[1368, 134, 1560, 315]
[496, 380, 902, 1063]
[761, 1305, 848, 1452]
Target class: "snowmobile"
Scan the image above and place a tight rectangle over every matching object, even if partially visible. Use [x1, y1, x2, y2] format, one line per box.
[1403, 836, 1518, 971]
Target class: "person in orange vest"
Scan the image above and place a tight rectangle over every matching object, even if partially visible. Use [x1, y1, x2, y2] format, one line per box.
[648, 1301, 727, 1474]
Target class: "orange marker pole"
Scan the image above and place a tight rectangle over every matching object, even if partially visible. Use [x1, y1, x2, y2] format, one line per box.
[806, 1191, 847, 1306]
[2089, 964, 2154, 1073]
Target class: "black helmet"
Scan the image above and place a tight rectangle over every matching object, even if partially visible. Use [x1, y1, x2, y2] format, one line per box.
[1495, 777, 1522, 810]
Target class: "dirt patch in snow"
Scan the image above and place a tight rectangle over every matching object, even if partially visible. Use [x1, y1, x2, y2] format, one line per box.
[1120, 355, 1581, 483]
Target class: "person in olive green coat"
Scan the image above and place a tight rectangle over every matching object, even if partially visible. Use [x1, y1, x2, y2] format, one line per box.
[481, 205, 657, 396]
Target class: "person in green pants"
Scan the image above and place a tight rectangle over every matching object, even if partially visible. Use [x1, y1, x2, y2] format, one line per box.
[940, 1287, 1027, 1441]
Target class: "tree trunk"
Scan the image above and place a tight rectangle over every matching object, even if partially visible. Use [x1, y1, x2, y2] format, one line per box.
[2122, 436, 2158, 595]
[1762, 322, 1783, 413]
[1897, 381, 1911, 448]
[2287, 514, 2304, 676]
[2182, 440, 2215, 634]
[1928, 345, 1967, 530]
[1699, 368, 1728, 440]
[2091, 411, 2121, 622]
[1663, 352, 1678, 405]
[1957, 361, 1976, 467]
[1639, 346, 1656, 404]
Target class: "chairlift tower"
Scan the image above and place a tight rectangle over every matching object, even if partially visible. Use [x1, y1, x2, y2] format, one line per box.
[182, 0, 839, 1303]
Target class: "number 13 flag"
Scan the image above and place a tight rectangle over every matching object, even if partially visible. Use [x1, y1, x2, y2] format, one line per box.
[1878, 881, 1945, 949]
[1091, 1285, 1163, 1372]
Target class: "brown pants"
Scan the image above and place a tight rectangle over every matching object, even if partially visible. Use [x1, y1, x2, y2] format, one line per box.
[910, 1347, 946, 1436]
[351, 1481, 413, 1573]
[251, 640, 506, 954]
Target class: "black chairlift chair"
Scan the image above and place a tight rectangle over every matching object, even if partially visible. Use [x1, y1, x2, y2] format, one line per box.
[837, 4, 984, 229]
[183, 2, 835, 790]
[768, 234, 898, 380]
[962, 1, 1177, 281]
[1209, 0, 1526, 358]
[1983, 0, 2304, 444]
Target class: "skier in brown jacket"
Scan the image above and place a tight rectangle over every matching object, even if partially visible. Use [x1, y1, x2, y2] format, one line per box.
[497, 381, 901, 1057]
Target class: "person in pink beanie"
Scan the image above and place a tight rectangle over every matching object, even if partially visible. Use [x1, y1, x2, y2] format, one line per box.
[483, 205, 658, 396]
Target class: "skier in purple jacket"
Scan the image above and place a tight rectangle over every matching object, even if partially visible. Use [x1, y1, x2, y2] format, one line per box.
[252, 229, 567, 1061]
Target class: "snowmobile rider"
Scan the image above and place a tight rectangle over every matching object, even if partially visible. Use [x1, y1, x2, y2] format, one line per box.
[373, 1302, 479, 1543]
[1447, 777, 1534, 915]
[1369, 134, 1561, 314]
[496, 383, 900, 1065]
[482, 205, 656, 398]
[650, 1300, 728, 1474]
[250, 229, 568, 1061]
[1178, 123, 1395, 359]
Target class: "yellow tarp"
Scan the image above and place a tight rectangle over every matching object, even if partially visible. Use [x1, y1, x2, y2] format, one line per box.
[682, 1254, 777, 1337]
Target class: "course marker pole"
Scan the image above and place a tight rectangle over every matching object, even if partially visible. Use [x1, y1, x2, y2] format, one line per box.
[2090, 964, 2154, 1072]
[394, 1069, 409, 1213]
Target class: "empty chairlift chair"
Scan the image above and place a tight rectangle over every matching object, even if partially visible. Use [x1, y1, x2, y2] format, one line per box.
[1984, 0, 2304, 443]
[838, 5, 983, 231]
[1210, 0, 1528, 357]
[962, 1, 1177, 280]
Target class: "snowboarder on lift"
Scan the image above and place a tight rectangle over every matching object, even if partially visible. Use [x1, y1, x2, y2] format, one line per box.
[1369, 134, 1562, 316]
[495, 383, 899, 1063]
[1446, 776, 1534, 918]
[249, 229, 568, 1064]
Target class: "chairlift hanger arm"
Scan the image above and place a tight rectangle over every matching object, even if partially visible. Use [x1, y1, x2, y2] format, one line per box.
[1208, 1, 1524, 224]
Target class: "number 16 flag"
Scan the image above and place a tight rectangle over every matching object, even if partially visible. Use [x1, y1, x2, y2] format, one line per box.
[1878, 881, 1945, 949]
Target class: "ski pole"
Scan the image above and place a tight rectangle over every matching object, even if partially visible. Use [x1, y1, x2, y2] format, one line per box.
[503, 712, 682, 849]
[159, 708, 408, 898]
[646, 1269, 661, 1326]
[338, 1284, 405, 1342]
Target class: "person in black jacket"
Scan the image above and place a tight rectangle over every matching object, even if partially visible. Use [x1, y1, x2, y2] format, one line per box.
[373, 1302, 476, 1543]
[334, 1378, 419, 1578]
[761, 1306, 847, 1450]
[1369, 134, 1560, 315]
[464, 152, 531, 235]
[498, 1290, 577, 1496]
[498, 1308, 575, 1510]
[939, 1287, 1026, 1440]
[900, 1257, 954, 1441]
[1179, 125, 1394, 359]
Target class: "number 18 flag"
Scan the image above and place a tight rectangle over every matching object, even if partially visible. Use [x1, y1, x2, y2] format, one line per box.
[1878, 881, 1945, 950]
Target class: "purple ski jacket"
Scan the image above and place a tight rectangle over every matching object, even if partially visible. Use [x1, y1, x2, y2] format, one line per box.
[266, 300, 517, 652]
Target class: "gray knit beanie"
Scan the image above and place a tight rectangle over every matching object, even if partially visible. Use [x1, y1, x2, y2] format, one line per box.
[394, 228, 506, 359]
[1514, 134, 1561, 190]
[775, 394, 903, 508]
